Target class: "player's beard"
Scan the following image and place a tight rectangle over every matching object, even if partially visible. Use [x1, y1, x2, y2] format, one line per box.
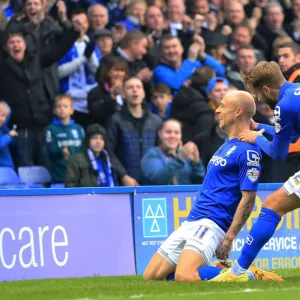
[264, 98, 277, 110]
[260, 91, 277, 109]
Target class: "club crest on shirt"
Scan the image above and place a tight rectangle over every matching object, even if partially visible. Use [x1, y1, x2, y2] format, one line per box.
[71, 129, 79, 139]
[275, 121, 281, 133]
[225, 145, 237, 157]
[246, 167, 260, 182]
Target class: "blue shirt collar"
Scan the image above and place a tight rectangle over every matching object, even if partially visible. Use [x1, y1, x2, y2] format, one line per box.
[52, 117, 75, 126]
[278, 81, 292, 102]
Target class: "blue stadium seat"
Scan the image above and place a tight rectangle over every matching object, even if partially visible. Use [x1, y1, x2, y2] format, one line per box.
[0, 167, 25, 189]
[18, 166, 51, 188]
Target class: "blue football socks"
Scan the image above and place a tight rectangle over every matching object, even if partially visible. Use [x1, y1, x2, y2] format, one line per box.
[198, 266, 223, 280]
[232, 207, 281, 275]
[166, 265, 256, 281]
[165, 266, 223, 281]
[166, 272, 175, 280]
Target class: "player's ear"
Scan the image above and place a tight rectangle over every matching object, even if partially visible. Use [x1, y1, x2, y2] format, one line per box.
[263, 86, 270, 94]
[236, 107, 243, 117]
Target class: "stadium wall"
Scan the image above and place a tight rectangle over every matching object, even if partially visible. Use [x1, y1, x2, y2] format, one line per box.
[0, 184, 299, 281]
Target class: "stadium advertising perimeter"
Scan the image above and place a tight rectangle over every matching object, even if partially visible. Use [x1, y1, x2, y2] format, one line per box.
[134, 186, 300, 275]
[0, 192, 135, 281]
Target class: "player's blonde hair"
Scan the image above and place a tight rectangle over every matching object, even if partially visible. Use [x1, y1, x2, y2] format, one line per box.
[0, 101, 10, 116]
[241, 61, 286, 91]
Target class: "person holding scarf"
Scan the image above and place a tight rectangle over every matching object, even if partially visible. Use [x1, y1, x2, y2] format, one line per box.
[65, 124, 116, 187]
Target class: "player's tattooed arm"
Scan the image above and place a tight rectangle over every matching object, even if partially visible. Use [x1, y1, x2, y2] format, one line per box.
[216, 191, 256, 260]
[227, 190, 256, 239]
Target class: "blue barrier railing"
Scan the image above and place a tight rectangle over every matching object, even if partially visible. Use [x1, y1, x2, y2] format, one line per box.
[0, 183, 283, 196]
[1, 183, 297, 282]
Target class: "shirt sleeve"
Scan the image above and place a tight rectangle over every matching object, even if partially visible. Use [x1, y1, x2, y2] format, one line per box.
[257, 123, 276, 136]
[236, 147, 262, 191]
[254, 104, 294, 160]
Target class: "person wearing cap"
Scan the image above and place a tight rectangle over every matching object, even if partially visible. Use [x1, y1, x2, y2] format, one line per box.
[94, 29, 114, 61]
[205, 77, 229, 111]
[65, 124, 116, 187]
[202, 30, 229, 66]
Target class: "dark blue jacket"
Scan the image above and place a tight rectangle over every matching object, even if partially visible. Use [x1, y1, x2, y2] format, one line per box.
[107, 104, 162, 182]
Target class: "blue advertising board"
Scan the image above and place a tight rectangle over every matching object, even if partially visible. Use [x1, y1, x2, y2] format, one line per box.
[133, 186, 300, 275]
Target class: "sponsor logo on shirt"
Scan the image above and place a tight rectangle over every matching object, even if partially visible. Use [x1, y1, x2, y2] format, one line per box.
[58, 140, 82, 147]
[210, 156, 227, 166]
[246, 150, 260, 167]
[246, 167, 260, 182]
[225, 145, 237, 157]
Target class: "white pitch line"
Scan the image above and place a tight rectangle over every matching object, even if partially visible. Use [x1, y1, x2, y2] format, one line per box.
[74, 287, 300, 300]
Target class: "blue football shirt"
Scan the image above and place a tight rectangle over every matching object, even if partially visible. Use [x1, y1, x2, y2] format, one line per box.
[187, 138, 262, 232]
[256, 82, 300, 159]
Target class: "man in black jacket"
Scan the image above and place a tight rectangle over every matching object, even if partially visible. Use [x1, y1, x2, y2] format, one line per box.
[106, 77, 161, 186]
[0, 24, 78, 167]
[6, 0, 71, 105]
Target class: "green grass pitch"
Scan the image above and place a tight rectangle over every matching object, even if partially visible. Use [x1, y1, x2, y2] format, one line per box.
[1, 269, 300, 300]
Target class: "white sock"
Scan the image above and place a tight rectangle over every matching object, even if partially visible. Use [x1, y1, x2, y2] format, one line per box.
[246, 270, 255, 280]
[231, 261, 247, 275]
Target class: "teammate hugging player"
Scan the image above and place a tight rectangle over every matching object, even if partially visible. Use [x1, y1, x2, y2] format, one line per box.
[212, 61, 300, 282]
[143, 91, 282, 282]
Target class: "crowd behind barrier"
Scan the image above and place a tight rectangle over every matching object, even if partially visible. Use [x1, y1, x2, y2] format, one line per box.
[1, 0, 300, 187]
[1, 183, 300, 281]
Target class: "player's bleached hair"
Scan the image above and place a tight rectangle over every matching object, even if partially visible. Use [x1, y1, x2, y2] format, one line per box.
[241, 61, 286, 91]
[0, 101, 11, 116]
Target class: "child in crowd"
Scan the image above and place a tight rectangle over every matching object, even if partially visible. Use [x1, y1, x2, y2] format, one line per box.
[46, 94, 84, 184]
[65, 124, 116, 187]
[149, 83, 173, 120]
[0, 101, 17, 168]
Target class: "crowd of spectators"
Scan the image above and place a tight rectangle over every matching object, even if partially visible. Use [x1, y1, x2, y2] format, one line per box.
[1, 0, 300, 187]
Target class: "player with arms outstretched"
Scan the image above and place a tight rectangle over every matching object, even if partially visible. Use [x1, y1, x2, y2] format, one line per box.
[212, 61, 300, 282]
[143, 91, 282, 282]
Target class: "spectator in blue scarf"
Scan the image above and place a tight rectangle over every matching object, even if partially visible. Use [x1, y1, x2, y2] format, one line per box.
[65, 124, 116, 187]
